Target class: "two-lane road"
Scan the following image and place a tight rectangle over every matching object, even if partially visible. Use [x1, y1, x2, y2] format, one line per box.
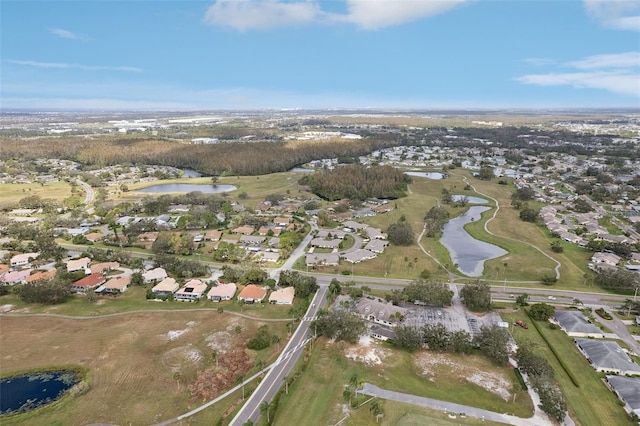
[229, 286, 328, 425]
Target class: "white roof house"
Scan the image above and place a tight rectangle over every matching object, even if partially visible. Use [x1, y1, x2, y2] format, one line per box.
[591, 252, 621, 266]
[151, 277, 179, 297]
[207, 283, 237, 301]
[268, 286, 295, 305]
[10, 252, 39, 268]
[343, 249, 376, 264]
[143, 267, 168, 283]
[66, 257, 90, 273]
[305, 253, 340, 267]
[175, 279, 208, 301]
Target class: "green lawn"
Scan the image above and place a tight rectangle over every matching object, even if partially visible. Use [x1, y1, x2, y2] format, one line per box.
[500, 309, 633, 426]
[269, 339, 532, 426]
[0, 181, 74, 209]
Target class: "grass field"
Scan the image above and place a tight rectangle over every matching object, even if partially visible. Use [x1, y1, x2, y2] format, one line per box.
[500, 308, 633, 426]
[0, 181, 73, 209]
[269, 338, 532, 426]
[0, 311, 287, 426]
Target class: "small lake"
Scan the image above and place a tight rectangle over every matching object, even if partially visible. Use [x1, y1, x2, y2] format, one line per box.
[404, 171, 445, 180]
[452, 195, 488, 204]
[440, 206, 507, 277]
[136, 184, 237, 194]
[0, 371, 80, 415]
[289, 167, 315, 173]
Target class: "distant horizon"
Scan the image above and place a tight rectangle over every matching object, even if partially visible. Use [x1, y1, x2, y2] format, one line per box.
[2, 1, 639, 111]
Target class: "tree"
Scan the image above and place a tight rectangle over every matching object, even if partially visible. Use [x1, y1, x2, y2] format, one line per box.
[314, 310, 366, 343]
[130, 271, 144, 286]
[17, 277, 71, 304]
[550, 240, 563, 253]
[387, 221, 414, 246]
[402, 279, 453, 306]
[260, 400, 272, 423]
[516, 343, 553, 378]
[422, 323, 451, 352]
[369, 400, 383, 422]
[236, 374, 245, 400]
[478, 167, 494, 180]
[519, 208, 539, 223]
[528, 303, 555, 321]
[460, 282, 492, 312]
[474, 325, 510, 365]
[393, 325, 423, 351]
[515, 293, 529, 307]
[530, 375, 567, 423]
[329, 278, 342, 296]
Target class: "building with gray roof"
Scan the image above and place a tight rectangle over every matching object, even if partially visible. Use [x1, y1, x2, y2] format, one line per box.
[605, 375, 640, 417]
[575, 338, 640, 375]
[554, 310, 605, 338]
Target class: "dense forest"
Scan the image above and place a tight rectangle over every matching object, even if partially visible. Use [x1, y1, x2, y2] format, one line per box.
[299, 164, 411, 200]
[0, 133, 401, 176]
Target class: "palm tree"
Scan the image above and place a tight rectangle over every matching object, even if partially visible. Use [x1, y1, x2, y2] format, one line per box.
[272, 334, 281, 352]
[173, 372, 180, 390]
[349, 373, 359, 396]
[236, 374, 245, 400]
[260, 400, 272, 423]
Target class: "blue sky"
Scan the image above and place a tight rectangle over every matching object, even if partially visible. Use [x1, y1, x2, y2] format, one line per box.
[1, 0, 639, 110]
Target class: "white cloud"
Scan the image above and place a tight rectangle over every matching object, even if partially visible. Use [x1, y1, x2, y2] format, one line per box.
[203, 0, 320, 31]
[340, 0, 467, 30]
[584, 0, 640, 31]
[517, 51, 640, 98]
[516, 71, 639, 97]
[49, 28, 89, 40]
[7, 59, 142, 73]
[203, 0, 468, 31]
[566, 52, 640, 69]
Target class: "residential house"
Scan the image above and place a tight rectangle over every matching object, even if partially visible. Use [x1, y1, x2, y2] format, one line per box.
[591, 252, 621, 267]
[204, 230, 223, 241]
[553, 310, 604, 338]
[232, 226, 255, 235]
[175, 279, 208, 301]
[268, 286, 295, 304]
[90, 262, 119, 275]
[273, 217, 291, 227]
[365, 227, 387, 239]
[239, 235, 265, 246]
[343, 221, 368, 231]
[343, 249, 377, 264]
[1, 269, 31, 285]
[10, 252, 39, 268]
[257, 251, 280, 263]
[26, 269, 57, 283]
[354, 298, 407, 327]
[71, 273, 106, 293]
[84, 232, 105, 243]
[101, 275, 131, 294]
[143, 267, 168, 284]
[305, 253, 340, 267]
[67, 257, 91, 273]
[151, 277, 179, 297]
[364, 239, 388, 254]
[237, 284, 267, 304]
[310, 238, 341, 249]
[207, 283, 237, 302]
[575, 338, 640, 375]
[605, 376, 640, 418]
[370, 325, 397, 341]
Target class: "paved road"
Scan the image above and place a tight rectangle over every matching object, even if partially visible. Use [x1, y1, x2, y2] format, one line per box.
[78, 179, 95, 205]
[229, 286, 328, 425]
[360, 383, 549, 426]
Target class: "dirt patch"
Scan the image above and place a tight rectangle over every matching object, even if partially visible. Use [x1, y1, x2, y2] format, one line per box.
[166, 320, 197, 341]
[414, 352, 513, 401]
[344, 335, 389, 366]
[0, 304, 14, 312]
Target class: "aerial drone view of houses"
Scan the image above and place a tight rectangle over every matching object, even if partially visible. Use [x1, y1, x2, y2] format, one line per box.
[1, 111, 640, 426]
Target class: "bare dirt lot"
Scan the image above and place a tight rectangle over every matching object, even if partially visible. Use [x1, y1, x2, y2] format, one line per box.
[0, 312, 280, 425]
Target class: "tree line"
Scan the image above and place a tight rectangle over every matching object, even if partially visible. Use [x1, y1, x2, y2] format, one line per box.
[298, 164, 410, 201]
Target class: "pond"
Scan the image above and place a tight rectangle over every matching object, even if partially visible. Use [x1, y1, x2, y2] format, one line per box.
[135, 184, 237, 194]
[0, 370, 81, 415]
[404, 171, 445, 180]
[440, 206, 507, 277]
[451, 194, 488, 204]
